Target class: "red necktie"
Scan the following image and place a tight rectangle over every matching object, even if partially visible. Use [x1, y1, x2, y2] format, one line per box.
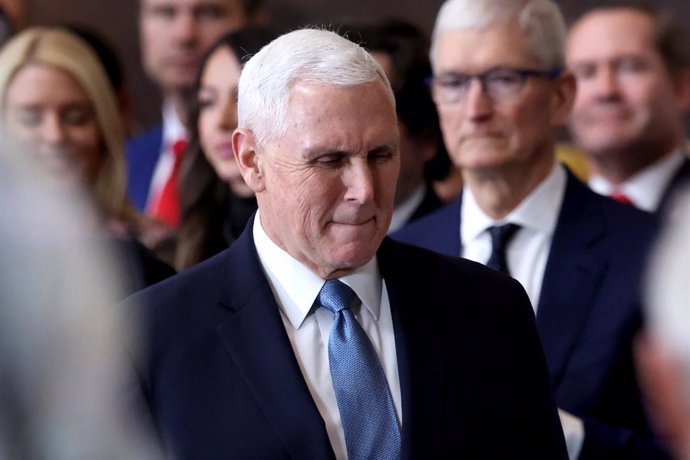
[610, 190, 633, 206]
[152, 139, 187, 226]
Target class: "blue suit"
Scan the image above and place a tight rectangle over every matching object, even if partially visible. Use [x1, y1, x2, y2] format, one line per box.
[126, 218, 568, 459]
[126, 124, 163, 211]
[394, 171, 669, 459]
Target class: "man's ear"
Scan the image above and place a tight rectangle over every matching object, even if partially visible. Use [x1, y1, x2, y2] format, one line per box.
[232, 128, 266, 193]
[550, 71, 577, 127]
[672, 68, 690, 114]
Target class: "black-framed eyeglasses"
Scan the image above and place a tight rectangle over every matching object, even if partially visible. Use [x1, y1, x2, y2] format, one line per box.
[428, 67, 562, 105]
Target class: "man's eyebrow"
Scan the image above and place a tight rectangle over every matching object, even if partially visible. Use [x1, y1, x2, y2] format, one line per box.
[302, 146, 349, 160]
[369, 142, 397, 154]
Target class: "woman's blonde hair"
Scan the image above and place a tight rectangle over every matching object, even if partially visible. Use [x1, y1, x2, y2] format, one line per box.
[0, 27, 136, 223]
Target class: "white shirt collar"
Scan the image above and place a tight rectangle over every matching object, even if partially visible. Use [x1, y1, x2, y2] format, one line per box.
[462, 162, 566, 244]
[588, 148, 686, 212]
[388, 184, 426, 233]
[161, 99, 187, 147]
[252, 210, 383, 330]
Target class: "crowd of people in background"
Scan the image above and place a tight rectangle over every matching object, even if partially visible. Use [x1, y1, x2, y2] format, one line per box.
[0, 0, 689, 459]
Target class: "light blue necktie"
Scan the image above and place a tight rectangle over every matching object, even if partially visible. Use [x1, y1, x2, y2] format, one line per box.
[318, 279, 401, 460]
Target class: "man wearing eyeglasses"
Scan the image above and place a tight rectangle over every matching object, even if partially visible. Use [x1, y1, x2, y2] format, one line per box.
[394, 1, 666, 459]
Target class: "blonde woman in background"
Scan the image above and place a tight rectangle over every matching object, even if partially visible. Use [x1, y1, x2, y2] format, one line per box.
[0, 27, 174, 294]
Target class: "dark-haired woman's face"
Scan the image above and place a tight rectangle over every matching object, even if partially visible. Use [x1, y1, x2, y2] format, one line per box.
[3, 63, 102, 186]
[197, 45, 252, 197]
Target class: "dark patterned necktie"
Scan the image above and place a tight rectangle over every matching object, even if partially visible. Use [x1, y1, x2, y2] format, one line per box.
[485, 223, 520, 275]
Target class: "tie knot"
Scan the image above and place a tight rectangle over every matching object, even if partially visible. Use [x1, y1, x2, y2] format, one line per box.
[318, 280, 359, 314]
[488, 223, 520, 250]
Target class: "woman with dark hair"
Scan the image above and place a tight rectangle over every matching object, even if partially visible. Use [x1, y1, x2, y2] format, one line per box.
[176, 26, 276, 270]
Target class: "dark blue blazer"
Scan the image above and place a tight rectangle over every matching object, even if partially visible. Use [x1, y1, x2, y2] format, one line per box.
[394, 172, 668, 459]
[126, 220, 568, 459]
[126, 124, 164, 211]
[409, 184, 445, 223]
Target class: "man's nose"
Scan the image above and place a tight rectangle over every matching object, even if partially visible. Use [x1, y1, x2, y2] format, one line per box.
[344, 160, 375, 204]
[172, 11, 198, 44]
[592, 66, 621, 98]
[464, 78, 494, 121]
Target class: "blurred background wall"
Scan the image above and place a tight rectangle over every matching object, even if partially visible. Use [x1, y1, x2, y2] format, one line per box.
[24, 0, 690, 133]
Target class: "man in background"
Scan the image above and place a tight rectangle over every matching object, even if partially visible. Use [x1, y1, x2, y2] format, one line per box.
[394, 0, 665, 457]
[566, 1, 690, 214]
[127, 0, 265, 225]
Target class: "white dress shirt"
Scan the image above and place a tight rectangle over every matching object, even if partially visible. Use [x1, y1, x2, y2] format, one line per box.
[145, 100, 187, 211]
[461, 163, 566, 311]
[589, 148, 686, 212]
[252, 211, 402, 460]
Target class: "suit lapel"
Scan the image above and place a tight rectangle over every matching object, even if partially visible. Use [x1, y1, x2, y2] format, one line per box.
[536, 174, 608, 388]
[378, 239, 444, 459]
[215, 225, 334, 460]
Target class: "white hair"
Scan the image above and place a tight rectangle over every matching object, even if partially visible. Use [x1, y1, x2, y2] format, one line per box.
[431, 0, 567, 70]
[237, 28, 394, 145]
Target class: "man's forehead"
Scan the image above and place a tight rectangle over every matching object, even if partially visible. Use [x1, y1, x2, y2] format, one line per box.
[434, 24, 536, 71]
[287, 80, 393, 105]
[568, 10, 657, 59]
[141, 0, 244, 10]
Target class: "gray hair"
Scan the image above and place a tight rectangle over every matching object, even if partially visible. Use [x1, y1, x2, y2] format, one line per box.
[431, 0, 567, 70]
[237, 28, 394, 145]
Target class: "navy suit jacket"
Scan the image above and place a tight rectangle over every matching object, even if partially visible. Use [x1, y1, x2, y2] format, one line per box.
[126, 124, 164, 211]
[126, 220, 568, 459]
[409, 184, 445, 223]
[394, 171, 668, 459]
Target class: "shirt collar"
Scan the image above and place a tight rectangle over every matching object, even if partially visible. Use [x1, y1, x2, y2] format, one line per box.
[589, 148, 686, 212]
[252, 210, 383, 330]
[161, 99, 187, 147]
[461, 162, 566, 244]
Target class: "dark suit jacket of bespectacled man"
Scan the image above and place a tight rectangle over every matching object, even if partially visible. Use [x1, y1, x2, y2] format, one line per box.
[123, 28, 568, 460]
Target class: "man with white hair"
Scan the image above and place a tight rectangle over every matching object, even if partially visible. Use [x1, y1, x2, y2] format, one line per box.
[125, 28, 567, 459]
[395, 0, 665, 458]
